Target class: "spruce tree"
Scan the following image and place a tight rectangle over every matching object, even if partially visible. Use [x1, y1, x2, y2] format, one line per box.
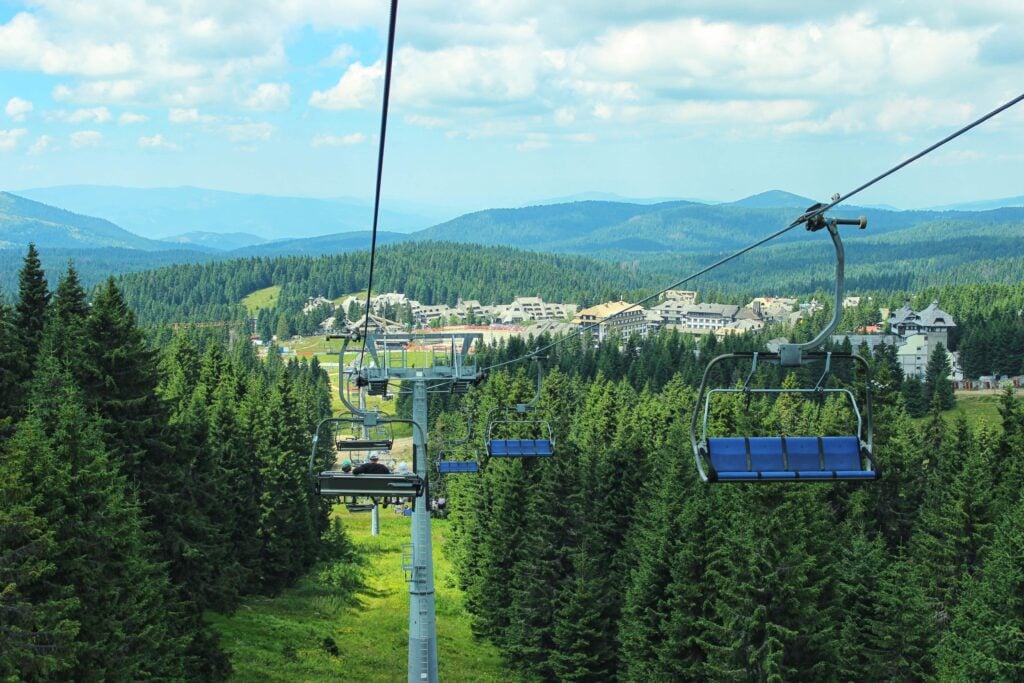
[937, 497, 1024, 680]
[12, 359, 190, 680]
[0, 303, 21, 431]
[42, 264, 90, 375]
[79, 278, 230, 679]
[0, 435, 79, 680]
[13, 244, 50, 381]
[923, 342, 956, 411]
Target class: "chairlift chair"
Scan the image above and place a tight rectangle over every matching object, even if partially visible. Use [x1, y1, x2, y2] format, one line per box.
[310, 416, 424, 499]
[436, 413, 481, 474]
[333, 411, 394, 451]
[485, 358, 555, 458]
[690, 211, 877, 483]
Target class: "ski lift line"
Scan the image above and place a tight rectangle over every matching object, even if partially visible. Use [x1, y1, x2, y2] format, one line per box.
[356, 0, 400, 375]
[478, 90, 1024, 377]
[795, 90, 1024, 227]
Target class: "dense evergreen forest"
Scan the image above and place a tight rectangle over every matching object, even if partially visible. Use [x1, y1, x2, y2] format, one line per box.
[0, 246, 346, 680]
[67, 242, 652, 329]
[434, 327, 1024, 681]
[4, 237, 1024, 680]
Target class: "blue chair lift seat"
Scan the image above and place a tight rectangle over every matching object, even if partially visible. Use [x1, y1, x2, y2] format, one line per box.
[438, 460, 480, 474]
[487, 439, 554, 457]
[705, 436, 876, 482]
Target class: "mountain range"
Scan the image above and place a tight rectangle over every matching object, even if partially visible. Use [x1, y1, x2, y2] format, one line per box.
[13, 185, 448, 245]
[2, 186, 1023, 296]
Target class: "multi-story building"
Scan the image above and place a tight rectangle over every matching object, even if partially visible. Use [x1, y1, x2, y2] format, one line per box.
[572, 300, 648, 342]
[495, 296, 577, 324]
[889, 300, 956, 346]
[663, 290, 698, 305]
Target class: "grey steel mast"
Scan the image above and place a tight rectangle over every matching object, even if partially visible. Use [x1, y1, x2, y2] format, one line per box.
[359, 331, 483, 683]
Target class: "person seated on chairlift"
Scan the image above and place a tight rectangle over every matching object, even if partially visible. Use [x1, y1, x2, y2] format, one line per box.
[340, 459, 352, 474]
[353, 452, 391, 475]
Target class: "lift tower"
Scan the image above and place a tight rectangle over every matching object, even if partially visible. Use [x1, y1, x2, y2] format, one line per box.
[319, 331, 482, 683]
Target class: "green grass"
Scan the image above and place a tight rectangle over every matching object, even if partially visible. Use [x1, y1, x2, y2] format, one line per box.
[909, 391, 1020, 429]
[242, 286, 283, 315]
[945, 392, 1017, 427]
[210, 508, 505, 682]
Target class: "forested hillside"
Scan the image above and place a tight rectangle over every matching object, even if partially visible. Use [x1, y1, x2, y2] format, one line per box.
[434, 327, 1024, 681]
[0, 248, 345, 680]
[0, 192, 175, 251]
[110, 242, 653, 327]
[4, 238, 1024, 679]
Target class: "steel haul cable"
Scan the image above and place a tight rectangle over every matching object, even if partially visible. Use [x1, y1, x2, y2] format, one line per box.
[355, 0, 400, 373]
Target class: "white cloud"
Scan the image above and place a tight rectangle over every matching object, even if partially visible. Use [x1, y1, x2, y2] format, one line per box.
[138, 134, 178, 150]
[655, 99, 816, 126]
[310, 61, 383, 110]
[66, 106, 112, 123]
[0, 128, 27, 150]
[28, 134, 55, 154]
[875, 97, 975, 131]
[942, 149, 983, 163]
[323, 44, 356, 66]
[70, 130, 103, 148]
[168, 107, 216, 124]
[52, 79, 141, 103]
[226, 122, 274, 142]
[553, 107, 575, 125]
[775, 107, 867, 135]
[243, 82, 291, 111]
[5, 97, 33, 121]
[311, 132, 366, 147]
[395, 44, 551, 106]
[0, 12, 134, 76]
[119, 112, 148, 124]
[405, 114, 448, 128]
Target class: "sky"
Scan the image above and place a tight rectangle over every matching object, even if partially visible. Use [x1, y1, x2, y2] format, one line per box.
[1, 0, 1023, 216]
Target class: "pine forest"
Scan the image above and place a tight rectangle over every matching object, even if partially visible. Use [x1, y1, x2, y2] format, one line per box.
[2, 241, 1024, 681]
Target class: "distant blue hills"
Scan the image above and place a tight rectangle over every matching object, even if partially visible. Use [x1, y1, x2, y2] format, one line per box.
[13, 185, 447, 245]
[2, 185, 1023, 280]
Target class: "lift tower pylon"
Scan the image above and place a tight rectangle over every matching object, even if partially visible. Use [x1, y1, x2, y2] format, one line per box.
[331, 330, 483, 683]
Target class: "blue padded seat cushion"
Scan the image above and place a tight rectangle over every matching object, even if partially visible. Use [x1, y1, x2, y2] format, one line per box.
[439, 461, 479, 473]
[749, 437, 785, 472]
[488, 439, 553, 457]
[707, 437, 748, 472]
[821, 436, 861, 471]
[707, 435, 872, 480]
[785, 437, 823, 471]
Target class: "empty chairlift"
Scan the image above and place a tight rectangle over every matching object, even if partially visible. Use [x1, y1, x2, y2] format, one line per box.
[334, 411, 394, 452]
[690, 210, 877, 483]
[486, 359, 555, 458]
[436, 414, 481, 474]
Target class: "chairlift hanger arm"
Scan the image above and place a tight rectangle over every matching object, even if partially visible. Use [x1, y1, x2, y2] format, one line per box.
[778, 211, 866, 365]
[516, 356, 546, 412]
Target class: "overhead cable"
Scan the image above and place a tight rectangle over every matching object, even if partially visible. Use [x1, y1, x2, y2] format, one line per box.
[356, 0, 400, 372]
